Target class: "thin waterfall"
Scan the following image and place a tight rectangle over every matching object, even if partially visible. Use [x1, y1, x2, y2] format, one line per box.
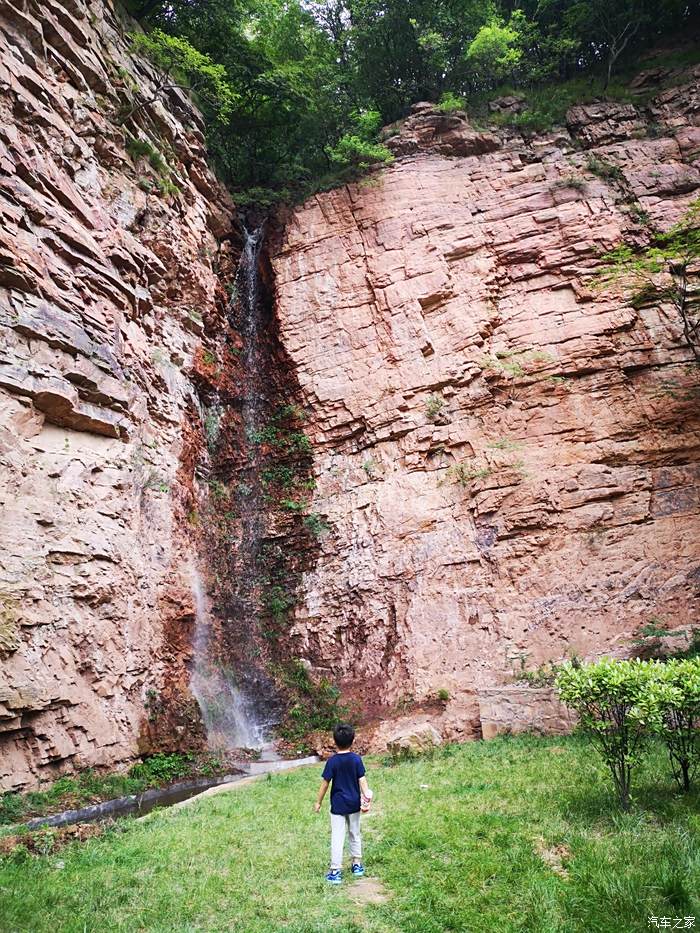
[231, 225, 267, 626]
[189, 224, 276, 751]
[189, 561, 263, 749]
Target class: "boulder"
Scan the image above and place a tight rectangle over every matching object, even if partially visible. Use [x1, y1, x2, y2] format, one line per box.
[386, 724, 443, 757]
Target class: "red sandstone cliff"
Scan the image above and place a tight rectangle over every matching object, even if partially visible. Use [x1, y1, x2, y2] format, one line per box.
[271, 77, 700, 742]
[0, 0, 232, 790]
[1, 0, 699, 790]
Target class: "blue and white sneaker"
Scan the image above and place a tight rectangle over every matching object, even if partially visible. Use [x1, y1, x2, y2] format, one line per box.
[351, 863, 365, 876]
[326, 869, 342, 884]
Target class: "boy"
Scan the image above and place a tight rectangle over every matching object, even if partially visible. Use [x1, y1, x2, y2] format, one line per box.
[314, 722, 370, 884]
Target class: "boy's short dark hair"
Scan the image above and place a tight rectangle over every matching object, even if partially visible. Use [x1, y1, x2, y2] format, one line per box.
[333, 722, 355, 749]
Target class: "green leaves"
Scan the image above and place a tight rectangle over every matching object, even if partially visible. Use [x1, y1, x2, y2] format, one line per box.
[556, 657, 700, 805]
[131, 30, 236, 122]
[597, 198, 700, 358]
[129, 2, 699, 205]
[464, 17, 523, 82]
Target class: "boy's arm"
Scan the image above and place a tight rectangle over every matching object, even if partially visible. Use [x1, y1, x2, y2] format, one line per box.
[359, 775, 370, 796]
[314, 779, 330, 812]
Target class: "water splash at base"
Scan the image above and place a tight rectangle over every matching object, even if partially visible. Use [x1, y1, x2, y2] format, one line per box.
[189, 563, 265, 750]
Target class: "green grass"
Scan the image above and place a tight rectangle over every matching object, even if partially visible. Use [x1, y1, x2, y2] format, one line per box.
[0, 754, 224, 826]
[472, 45, 700, 133]
[0, 736, 698, 932]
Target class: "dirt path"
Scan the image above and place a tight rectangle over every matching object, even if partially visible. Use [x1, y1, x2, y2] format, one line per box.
[347, 876, 390, 906]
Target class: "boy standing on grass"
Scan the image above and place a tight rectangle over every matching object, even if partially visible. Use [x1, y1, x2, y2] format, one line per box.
[314, 723, 370, 884]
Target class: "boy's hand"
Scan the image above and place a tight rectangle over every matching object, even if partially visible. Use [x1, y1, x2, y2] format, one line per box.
[313, 802, 321, 813]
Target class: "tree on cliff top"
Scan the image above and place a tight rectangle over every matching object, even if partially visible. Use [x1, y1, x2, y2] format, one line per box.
[126, 30, 236, 125]
[127, 0, 700, 204]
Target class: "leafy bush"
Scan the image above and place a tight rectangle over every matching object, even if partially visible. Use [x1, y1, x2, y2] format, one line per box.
[556, 174, 586, 191]
[652, 659, 700, 792]
[515, 658, 578, 687]
[597, 199, 700, 359]
[555, 658, 660, 810]
[631, 621, 700, 660]
[128, 753, 194, 785]
[585, 155, 624, 182]
[437, 91, 467, 113]
[0, 793, 25, 825]
[303, 513, 330, 538]
[465, 18, 523, 83]
[279, 661, 348, 742]
[328, 134, 394, 174]
[130, 30, 235, 124]
[425, 394, 445, 421]
[444, 462, 491, 487]
[126, 136, 157, 161]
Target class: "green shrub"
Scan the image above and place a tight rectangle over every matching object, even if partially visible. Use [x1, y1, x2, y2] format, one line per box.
[156, 176, 180, 197]
[280, 498, 307, 512]
[436, 91, 467, 113]
[556, 174, 586, 191]
[328, 135, 394, 174]
[261, 465, 296, 488]
[652, 658, 700, 792]
[148, 148, 168, 174]
[445, 462, 491, 487]
[126, 136, 155, 161]
[597, 199, 700, 360]
[128, 753, 194, 785]
[516, 659, 576, 687]
[555, 658, 660, 810]
[465, 18, 522, 83]
[0, 793, 25, 825]
[631, 621, 700, 660]
[279, 661, 348, 741]
[288, 431, 312, 455]
[425, 394, 445, 421]
[263, 584, 294, 621]
[303, 513, 330, 538]
[585, 155, 624, 183]
[130, 30, 234, 124]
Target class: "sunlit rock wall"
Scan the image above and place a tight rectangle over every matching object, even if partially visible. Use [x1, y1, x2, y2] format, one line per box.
[0, 0, 232, 789]
[272, 72, 700, 741]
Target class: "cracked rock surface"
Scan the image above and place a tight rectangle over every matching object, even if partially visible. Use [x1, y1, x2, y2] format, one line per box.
[0, 0, 231, 789]
[271, 76, 700, 741]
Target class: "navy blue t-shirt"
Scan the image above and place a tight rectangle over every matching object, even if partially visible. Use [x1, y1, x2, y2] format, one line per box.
[322, 752, 366, 815]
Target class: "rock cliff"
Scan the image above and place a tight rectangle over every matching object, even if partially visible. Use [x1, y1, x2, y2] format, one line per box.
[271, 75, 700, 741]
[0, 0, 233, 789]
[2, 0, 699, 790]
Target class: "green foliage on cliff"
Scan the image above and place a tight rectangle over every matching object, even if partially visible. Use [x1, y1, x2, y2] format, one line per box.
[130, 29, 236, 121]
[126, 1, 699, 205]
[598, 199, 700, 360]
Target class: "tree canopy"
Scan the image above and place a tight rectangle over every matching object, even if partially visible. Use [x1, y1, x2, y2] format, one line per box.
[126, 0, 699, 205]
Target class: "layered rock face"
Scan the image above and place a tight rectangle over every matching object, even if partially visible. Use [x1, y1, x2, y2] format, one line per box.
[1, 0, 699, 788]
[272, 74, 700, 740]
[0, 0, 232, 789]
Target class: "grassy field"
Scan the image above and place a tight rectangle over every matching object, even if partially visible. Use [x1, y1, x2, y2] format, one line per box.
[0, 753, 228, 826]
[0, 735, 698, 932]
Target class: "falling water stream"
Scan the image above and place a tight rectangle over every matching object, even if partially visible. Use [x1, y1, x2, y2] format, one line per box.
[190, 225, 276, 752]
[189, 562, 263, 749]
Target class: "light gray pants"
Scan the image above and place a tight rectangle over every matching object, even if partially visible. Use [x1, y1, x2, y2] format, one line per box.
[330, 811, 362, 870]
